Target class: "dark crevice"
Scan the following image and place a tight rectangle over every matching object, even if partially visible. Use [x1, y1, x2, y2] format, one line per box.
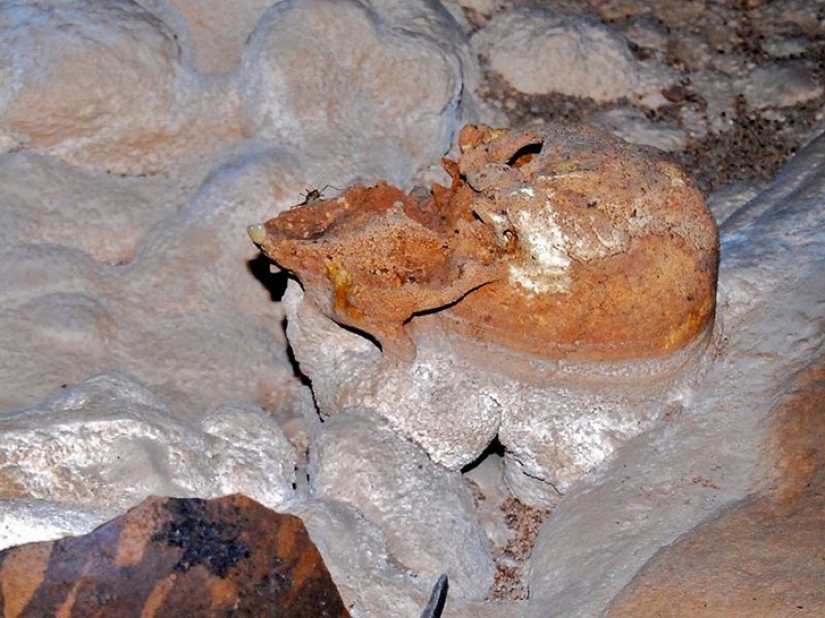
[507, 142, 543, 168]
[461, 435, 506, 475]
[283, 316, 313, 390]
[247, 254, 289, 302]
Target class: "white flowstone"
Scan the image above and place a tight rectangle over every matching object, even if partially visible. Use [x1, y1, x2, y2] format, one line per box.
[201, 402, 298, 503]
[0, 151, 192, 265]
[308, 410, 495, 601]
[526, 126, 825, 618]
[282, 276, 712, 507]
[0, 143, 324, 417]
[472, 7, 677, 105]
[240, 0, 476, 186]
[0, 372, 296, 518]
[286, 499, 429, 618]
[289, 498, 520, 618]
[281, 279, 501, 471]
[0, 499, 117, 551]
[138, 0, 273, 73]
[0, 1, 822, 614]
[0, 0, 240, 175]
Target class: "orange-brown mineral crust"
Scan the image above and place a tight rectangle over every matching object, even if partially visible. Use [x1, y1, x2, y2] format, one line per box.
[254, 168, 505, 361]
[253, 124, 719, 362]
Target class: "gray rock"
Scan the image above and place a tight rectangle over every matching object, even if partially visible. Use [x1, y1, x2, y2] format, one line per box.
[138, 0, 273, 73]
[463, 453, 513, 550]
[289, 498, 519, 618]
[707, 181, 767, 228]
[287, 498, 428, 618]
[761, 36, 812, 59]
[277, 123, 718, 507]
[681, 70, 738, 135]
[0, 144, 310, 417]
[588, 107, 688, 152]
[0, 1, 822, 615]
[282, 280, 500, 471]
[308, 410, 495, 601]
[0, 151, 189, 265]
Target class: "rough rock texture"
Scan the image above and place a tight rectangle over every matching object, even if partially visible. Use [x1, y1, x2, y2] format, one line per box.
[0, 373, 295, 526]
[0, 500, 118, 553]
[0, 495, 350, 618]
[526, 117, 825, 618]
[472, 7, 676, 106]
[309, 411, 495, 601]
[0, 152, 186, 265]
[260, 123, 718, 362]
[449, 123, 718, 360]
[739, 61, 824, 112]
[0, 1, 824, 616]
[289, 498, 521, 618]
[588, 107, 688, 152]
[258, 123, 719, 503]
[281, 280, 502, 470]
[250, 173, 502, 362]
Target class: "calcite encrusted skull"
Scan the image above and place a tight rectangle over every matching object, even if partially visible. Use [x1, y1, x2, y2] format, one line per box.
[250, 124, 720, 506]
[251, 123, 717, 363]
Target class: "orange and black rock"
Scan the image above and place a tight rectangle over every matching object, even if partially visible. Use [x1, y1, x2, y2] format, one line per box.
[251, 124, 719, 363]
[0, 495, 350, 618]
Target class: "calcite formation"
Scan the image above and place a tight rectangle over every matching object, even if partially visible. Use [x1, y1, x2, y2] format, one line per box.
[249, 123, 722, 505]
[251, 123, 718, 363]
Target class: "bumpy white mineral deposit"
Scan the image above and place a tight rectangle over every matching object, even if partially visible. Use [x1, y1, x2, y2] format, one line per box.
[1, 1, 824, 616]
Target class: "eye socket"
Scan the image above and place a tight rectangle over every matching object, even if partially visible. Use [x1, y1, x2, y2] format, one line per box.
[507, 142, 543, 168]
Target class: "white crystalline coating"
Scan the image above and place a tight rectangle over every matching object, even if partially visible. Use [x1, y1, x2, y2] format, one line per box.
[508, 198, 571, 294]
[0, 373, 296, 515]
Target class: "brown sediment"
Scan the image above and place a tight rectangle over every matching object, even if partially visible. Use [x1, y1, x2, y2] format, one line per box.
[253, 124, 719, 362]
